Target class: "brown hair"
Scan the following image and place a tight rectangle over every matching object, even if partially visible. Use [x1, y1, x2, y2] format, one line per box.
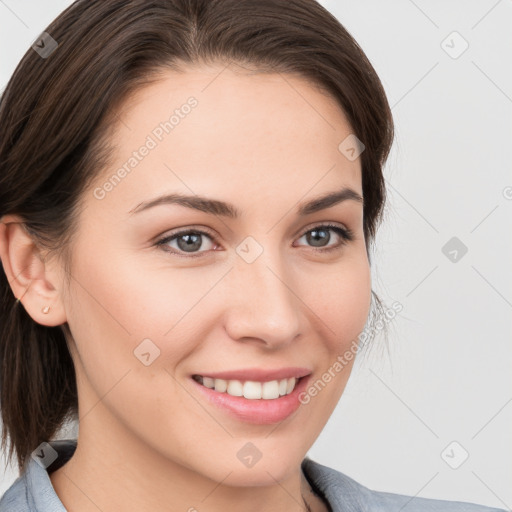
[0, 0, 393, 473]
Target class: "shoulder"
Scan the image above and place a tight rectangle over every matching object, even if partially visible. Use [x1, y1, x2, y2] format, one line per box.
[0, 473, 30, 512]
[0, 439, 75, 512]
[301, 457, 506, 512]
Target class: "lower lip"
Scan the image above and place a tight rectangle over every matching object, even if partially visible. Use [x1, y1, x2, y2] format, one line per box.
[191, 376, 311, 425]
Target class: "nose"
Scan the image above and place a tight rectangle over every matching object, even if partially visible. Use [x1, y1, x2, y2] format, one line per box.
[223, 246, 302, 349]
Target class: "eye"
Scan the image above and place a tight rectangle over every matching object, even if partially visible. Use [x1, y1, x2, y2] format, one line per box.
[154, 223, 354, 258]
[155, 228, 217, 258]
[294, 224, 353, 252]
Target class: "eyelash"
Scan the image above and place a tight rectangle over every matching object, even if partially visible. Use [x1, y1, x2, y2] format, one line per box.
[154, 223, 354, 259]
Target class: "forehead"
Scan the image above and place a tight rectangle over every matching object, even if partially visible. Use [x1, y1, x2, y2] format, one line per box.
[88, 65, 362, 216]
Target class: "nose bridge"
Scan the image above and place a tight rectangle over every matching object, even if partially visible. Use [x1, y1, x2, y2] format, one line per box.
[225, 238, 301, 345]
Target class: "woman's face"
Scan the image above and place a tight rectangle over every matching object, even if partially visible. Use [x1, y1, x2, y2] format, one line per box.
[57, 64, 371, 485]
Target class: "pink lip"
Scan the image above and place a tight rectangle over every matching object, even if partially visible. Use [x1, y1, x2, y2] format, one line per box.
[192, 367, 311, 382]
[190, 373, 312, 425]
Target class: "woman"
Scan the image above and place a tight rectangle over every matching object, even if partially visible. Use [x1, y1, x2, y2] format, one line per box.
[0, 1, 505, 510]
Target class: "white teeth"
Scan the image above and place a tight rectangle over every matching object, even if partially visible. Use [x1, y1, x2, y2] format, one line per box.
[203, 376, 215, 389]
[227, 380, 243, 397]
[195, 376, 298, 400]
[262, 380, 279, 399]
[243, 381, 262, 399]
[214, 379, 227, 392]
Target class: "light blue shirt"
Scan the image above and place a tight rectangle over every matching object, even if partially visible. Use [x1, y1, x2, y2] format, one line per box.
[0, 439, 506, 511]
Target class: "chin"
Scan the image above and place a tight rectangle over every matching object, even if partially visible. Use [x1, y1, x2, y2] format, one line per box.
[221, 462, 298, 488]
[236, 448, 305, 486]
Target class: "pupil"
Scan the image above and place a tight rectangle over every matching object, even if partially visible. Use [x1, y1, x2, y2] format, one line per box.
[308, 228, 329, 247]
[178, 233, 202, 252]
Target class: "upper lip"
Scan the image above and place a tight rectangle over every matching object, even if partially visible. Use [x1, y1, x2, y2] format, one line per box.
[193, 367, 312, 382]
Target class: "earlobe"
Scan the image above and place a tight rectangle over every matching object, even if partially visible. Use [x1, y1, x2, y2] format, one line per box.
[0, 214, 68, 327]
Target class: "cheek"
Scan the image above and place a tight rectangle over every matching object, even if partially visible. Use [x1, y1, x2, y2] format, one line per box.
[67, 245, 220, 357]
[64, 251, 215, 443]
[298, 254, 370, 403]
[281, 253, 371, 444]
[305, 251, 372, 350]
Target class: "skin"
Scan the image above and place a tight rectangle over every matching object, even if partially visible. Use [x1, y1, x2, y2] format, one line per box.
[0, 63, 371, 512]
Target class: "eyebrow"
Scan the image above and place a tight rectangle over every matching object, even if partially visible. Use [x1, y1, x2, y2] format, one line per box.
[128, 186, 363, 218]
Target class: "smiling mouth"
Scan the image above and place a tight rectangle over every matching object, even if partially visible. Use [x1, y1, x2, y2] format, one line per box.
[192, 374, 301, 400]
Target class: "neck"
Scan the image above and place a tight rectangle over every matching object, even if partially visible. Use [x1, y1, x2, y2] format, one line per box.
[49, 413, 329, 512]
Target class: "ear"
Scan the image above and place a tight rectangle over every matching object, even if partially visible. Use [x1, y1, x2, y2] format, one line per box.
[0, 214, 68, 327]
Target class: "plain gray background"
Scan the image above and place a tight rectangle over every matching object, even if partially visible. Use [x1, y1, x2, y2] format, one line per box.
[1, 0, 511, 509]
